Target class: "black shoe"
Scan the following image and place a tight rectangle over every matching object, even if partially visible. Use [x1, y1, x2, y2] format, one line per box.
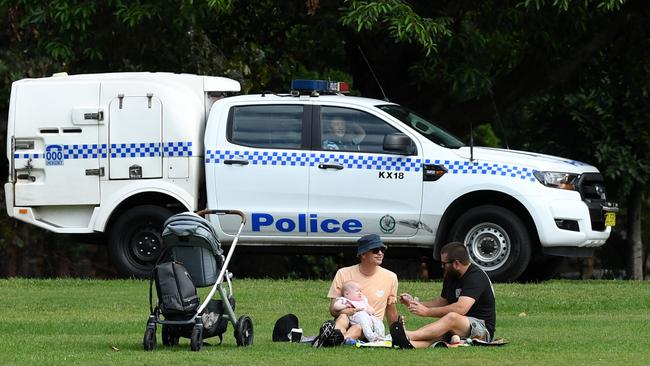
[312, 320, 335, 348]
[389, 315, 414, 349]
[324, 329, 344, 346]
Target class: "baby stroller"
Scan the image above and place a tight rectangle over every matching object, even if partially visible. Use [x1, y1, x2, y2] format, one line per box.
[143, 209, 253, 351]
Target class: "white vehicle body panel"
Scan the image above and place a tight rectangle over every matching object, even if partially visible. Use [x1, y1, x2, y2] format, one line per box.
[6, 73, 614, 273]
[7, 72, 239, 233]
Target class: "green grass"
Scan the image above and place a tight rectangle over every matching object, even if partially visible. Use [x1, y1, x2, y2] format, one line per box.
[1, 279, 649, 365]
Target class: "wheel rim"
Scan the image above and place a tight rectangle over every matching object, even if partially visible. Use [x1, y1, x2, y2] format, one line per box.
[129, 224, 163, 263]
[464, 222, 511, 271]
[243, 320, 253, 343]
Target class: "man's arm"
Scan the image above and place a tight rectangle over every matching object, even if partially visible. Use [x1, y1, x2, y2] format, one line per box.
[400, 293, 448, 308]
[408, 296, 475, 318]
[419, 296, 448, 308]
[329, 298, 360, 318]
[385, 301, 398, 324]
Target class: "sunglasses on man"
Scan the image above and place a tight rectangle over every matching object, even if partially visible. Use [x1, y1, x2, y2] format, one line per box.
[369, 247, 386, 254]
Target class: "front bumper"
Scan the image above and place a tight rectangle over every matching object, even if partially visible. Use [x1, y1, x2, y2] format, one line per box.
[530, 195, 618, 248]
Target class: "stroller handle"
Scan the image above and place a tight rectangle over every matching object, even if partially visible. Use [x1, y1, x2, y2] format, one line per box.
[195, 209, 246, 224]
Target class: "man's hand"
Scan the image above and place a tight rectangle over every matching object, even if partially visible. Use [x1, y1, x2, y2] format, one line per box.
[407, 299, 430, 317]
[399, 293, 419, 306]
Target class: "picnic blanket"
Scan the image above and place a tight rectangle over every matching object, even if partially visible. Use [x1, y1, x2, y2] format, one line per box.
[347, 338, 508, 348]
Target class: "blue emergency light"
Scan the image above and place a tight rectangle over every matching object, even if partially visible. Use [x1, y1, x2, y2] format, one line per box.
[291, 79, 349, 94]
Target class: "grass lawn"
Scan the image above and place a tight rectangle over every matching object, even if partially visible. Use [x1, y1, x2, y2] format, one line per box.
[1, 278, 649, 365]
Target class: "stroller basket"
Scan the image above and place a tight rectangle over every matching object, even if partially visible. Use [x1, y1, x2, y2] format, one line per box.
[162, 212, 224, 287]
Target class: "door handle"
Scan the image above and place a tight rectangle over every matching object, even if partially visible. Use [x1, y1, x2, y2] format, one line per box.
[224, 159, 250, 166]
[318, 163, 344, 170]
[85, 167, 105, 176]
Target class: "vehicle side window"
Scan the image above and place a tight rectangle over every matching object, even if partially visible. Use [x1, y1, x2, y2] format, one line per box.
[230, 105, 303, 149]
[320, 106, 401, 154]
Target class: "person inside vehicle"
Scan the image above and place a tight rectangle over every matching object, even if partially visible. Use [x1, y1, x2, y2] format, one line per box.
[322, 116, 365, 151]
[312, 234, 398, 347]
[390, 242, 496, 349]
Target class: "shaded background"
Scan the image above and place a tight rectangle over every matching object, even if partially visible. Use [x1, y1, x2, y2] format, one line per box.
[0, 0, 647, 279]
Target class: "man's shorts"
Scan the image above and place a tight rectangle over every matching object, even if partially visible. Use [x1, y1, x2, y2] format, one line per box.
[467, 316, 491, 342]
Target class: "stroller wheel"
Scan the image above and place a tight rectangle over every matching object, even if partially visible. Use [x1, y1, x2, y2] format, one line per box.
[234, 315, 254, 346]
[162, 325, 179, 347]
[190, 325, 203, 351]
[143, 326, 157, 351]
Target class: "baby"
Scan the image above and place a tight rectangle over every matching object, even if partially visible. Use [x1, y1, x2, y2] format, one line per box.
[332, 280, 385, 342]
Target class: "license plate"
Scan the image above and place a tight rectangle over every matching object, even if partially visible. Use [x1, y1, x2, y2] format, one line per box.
[605, 212, 616, 227]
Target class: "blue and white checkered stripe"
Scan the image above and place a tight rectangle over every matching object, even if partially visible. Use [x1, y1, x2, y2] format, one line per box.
[15, 144, 108, 160]
[110, 143, 161, 158]
[163, 141, 194, 157]
[206, 150, 536, 182]
[15, 141, 194, 160]
[206, 150, 311, 166]
[312, 153, 422, 171]
[425, 159, 536, 181]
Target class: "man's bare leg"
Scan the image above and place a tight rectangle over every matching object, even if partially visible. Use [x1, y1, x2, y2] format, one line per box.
[405, 312, 471, 349]
[334, 313, 350, 332]
[344, 324, 362, 340]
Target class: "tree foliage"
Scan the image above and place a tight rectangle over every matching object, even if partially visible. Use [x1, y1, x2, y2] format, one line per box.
[0, 0, 648, 277]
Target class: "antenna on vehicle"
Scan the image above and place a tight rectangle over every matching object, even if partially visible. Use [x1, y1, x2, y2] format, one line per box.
[357, 45, 389, 102]
[490, 92, 510, 149]
[469, 120, 474, 162]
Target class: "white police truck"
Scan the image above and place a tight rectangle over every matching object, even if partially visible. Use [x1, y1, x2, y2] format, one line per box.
[5, 72, 618, 281]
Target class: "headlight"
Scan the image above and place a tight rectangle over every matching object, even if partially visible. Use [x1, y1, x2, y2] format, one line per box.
[533, 171, 580, 190]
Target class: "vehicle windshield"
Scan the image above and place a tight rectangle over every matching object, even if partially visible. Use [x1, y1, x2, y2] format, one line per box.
[377, 104, 465, 148]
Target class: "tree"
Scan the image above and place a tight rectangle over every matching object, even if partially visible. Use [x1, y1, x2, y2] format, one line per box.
[339, 0, 648, 278]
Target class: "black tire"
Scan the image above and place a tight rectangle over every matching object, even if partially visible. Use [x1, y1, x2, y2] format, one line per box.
[108, 205, 174, 278]
[190, 325, 203, 352]
[448, 205, 532, 282]
[234, 315, 254, 346]
[162, 324, 179, 347]
[143, 327, 156, 351]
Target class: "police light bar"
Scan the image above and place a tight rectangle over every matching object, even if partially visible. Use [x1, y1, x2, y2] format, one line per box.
[291, 79, 350, 94]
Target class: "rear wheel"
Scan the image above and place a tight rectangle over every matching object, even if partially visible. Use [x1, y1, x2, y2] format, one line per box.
[448, 205, 532, 282]
[234, 315, 254, 346]
[108, 205, 173, 278]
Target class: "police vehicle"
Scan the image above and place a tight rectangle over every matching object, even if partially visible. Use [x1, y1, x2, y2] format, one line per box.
[5, 73, 618, 281]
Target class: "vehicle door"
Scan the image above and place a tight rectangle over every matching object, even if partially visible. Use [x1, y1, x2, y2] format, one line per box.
[108, 95, 163, 179]
[209, 103, 311, 238]
[12, 80, 102, 206]
[308, 105, 423, 238]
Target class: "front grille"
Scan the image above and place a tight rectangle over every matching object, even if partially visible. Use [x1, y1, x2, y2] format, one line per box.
[577, 173, 607, 231]
[578, 173, 606, 201]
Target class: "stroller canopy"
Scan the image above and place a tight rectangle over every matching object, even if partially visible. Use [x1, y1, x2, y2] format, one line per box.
[162, 212, 224, 256]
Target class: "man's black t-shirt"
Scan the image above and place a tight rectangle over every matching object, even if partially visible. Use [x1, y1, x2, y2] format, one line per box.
[441, 264, 496, 336]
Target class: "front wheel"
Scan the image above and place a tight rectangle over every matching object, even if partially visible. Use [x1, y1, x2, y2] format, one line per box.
[234, 315, 254, 346]
[448, 205, 531, 282]
[108, 205, 174, 278]
[143, 326, 156, 351]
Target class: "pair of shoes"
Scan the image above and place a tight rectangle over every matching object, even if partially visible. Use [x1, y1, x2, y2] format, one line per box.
[389, 315, 414, 349]
[325, 329, 344, 346]
[312, 320, 335, 348]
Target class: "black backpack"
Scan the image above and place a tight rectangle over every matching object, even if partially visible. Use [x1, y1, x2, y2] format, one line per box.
[151, 261, 199, 317]
[272, 314, 300, 342]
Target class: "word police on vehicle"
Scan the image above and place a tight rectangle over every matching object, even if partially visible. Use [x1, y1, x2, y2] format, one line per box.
[5, 73, 618, 281]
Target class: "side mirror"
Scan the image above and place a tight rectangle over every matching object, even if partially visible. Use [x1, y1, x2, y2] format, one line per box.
[383, 133, 415, 155]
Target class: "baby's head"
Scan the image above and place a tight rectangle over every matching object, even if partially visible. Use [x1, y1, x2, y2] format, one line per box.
[342, 280, 363, 301]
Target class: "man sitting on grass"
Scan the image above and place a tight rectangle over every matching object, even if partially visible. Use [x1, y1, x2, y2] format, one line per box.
[390, 242, 496, 349]
[312, 234, 398, 347]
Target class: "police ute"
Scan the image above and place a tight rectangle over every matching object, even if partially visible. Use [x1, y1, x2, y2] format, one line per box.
[5, 73, 619, 281]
